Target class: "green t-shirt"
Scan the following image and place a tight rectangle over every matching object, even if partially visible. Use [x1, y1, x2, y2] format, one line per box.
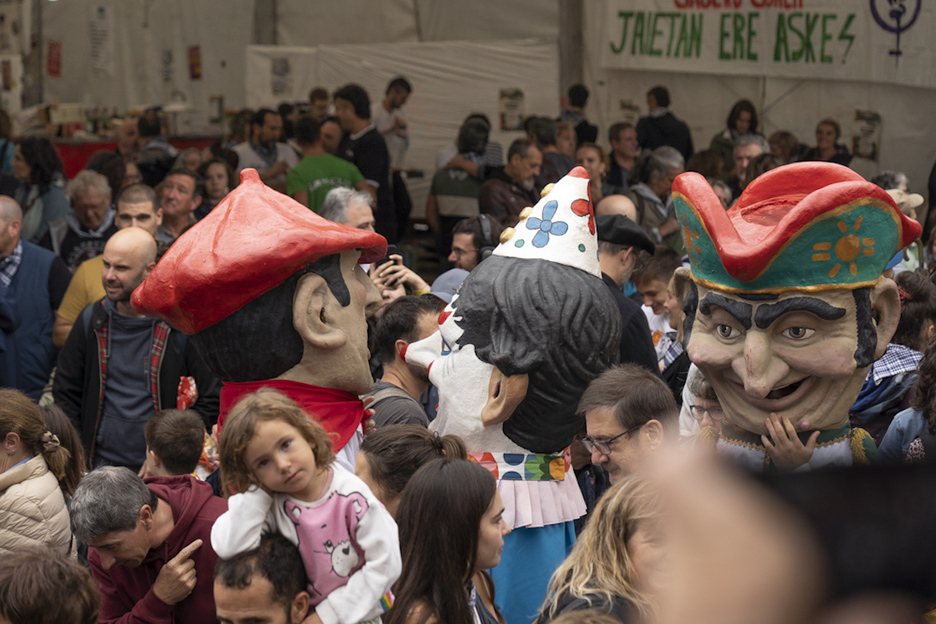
[287, 154, 365, 212]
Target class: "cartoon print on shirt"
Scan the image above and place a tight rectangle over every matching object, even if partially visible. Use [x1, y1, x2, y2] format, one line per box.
[285, 491, 370, 598]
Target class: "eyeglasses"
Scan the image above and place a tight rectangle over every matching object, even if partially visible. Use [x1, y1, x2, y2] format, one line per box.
[689, 404, 724, 422]
[581, 424, 643, 457]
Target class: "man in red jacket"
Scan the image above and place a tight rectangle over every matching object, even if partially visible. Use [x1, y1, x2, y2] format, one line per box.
[69, 466, 227, 624]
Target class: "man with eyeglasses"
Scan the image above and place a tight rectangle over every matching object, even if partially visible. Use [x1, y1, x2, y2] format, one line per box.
[578, 363, 678, 483]
[687, 372, 724, 437]
[446, 215, 502, 272]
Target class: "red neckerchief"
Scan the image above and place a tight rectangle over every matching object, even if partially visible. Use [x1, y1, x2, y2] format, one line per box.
[218, 380, 365, 451]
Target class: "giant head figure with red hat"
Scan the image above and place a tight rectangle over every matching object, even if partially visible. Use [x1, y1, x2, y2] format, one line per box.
[674, 162, 922, 469]
[132, 169, 387, 467]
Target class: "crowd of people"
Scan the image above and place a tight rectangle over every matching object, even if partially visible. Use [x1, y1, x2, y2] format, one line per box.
[1, 76, 936, 624]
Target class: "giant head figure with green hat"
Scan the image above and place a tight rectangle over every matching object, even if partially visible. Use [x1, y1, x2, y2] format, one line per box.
[674, 162, 922, 469]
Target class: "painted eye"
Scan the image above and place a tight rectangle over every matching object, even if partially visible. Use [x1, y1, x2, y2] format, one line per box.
[716, 324, 740, 339]
[782, 327, 815, 340]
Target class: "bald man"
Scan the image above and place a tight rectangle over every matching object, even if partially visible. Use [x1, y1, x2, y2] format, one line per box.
[595, 194, 638, 221]
[0, 196, 72, 399]
[53, 184, 164, 348]
[54, 228, 220, 471]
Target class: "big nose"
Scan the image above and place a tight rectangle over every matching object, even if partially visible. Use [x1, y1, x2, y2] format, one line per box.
[740, 331, 789, 399]
[591, 447, 606, 466]
[97, 551, 116, 570]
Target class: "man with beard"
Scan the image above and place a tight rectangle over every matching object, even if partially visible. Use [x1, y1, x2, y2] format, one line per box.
[53, 227, 220, 470]
[479, 138, 542, 228]
[362, 296, 443, 427]
[233, 109, 298, 194]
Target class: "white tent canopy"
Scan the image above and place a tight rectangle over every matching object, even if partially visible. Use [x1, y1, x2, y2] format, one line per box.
[247, 39, 560, 218]
[35, 0, 936, 197]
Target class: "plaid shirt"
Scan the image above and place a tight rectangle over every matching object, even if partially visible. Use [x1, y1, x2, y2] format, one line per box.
[871, 343, 922, 385]
[662, 331, 684, 370]
[0, 240, 22, 288]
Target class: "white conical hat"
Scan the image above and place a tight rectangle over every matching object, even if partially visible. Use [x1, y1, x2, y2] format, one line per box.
[492, 166, 600, 278]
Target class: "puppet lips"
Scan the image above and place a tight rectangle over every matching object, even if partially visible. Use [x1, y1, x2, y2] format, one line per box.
[730, 376, 814, 412]
[765, 378, 806, 400]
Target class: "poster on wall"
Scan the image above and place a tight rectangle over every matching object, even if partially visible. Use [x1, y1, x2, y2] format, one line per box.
[88, 5, 113, 76]
[499, 88, 524, 131]
[0, 0, 21, 55]
[852, 110, 881, 162]
[271, 57, 292, 96]
[188, 45, 202, 80]
[600, 0, 935, 89]
[47, 39, 61, 77]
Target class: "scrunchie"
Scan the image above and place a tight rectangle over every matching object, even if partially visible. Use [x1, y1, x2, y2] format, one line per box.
[40, 431, 60, 454]
[432, 431, 445, 454]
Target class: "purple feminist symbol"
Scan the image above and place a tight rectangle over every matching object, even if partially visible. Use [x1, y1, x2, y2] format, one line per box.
[870, 0, 921, 61]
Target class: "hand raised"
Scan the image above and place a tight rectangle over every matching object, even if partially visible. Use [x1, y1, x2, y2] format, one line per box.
[153, 539, 203, 605]
[761, 413, 820, 472]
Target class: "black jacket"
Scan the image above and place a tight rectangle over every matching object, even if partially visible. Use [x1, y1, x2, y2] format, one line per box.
[602, 273, 659, 374]
[53, 299, 220, 463]
[661, 349, 691, 406]
[636, 111, 694, 161]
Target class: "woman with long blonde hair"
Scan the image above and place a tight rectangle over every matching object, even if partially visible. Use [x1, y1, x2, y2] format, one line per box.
[539, 476, 666, 623]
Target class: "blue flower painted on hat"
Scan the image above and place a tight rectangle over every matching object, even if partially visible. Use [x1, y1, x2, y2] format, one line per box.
[525, 200, 568, 248]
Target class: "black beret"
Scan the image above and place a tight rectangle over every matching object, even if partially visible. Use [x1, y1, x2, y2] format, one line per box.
[596, 214, 655, 255]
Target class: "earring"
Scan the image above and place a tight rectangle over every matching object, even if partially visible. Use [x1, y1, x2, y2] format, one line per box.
[6, 449, 13, 455]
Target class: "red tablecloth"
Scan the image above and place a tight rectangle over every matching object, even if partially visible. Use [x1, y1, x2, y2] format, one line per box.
[54, 137, 218, 179]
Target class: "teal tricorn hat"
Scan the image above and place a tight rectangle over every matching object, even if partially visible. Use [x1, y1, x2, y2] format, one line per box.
[673, 162, 922, 294]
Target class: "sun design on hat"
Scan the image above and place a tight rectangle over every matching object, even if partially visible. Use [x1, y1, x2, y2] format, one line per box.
[811, 216, 875, 278]
[681, 222, 701, 254]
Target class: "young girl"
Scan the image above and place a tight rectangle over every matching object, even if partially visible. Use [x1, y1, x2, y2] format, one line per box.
[211, 389, 401, 624]
[386, 458, 510, 624]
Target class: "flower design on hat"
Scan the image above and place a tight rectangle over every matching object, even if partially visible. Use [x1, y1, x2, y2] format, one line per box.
[525, 200, 568, 248]
[811, 216, 876, 278]
[571, 197, 595, 235]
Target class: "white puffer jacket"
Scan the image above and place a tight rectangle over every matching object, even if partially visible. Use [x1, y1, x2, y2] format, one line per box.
[0, 455, 72, 556]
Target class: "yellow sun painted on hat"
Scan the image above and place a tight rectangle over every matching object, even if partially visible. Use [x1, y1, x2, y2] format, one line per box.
[811, 217, 875, 279]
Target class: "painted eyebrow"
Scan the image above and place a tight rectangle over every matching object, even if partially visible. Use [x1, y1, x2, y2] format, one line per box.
[754, 297, 847, 329]
[698, 293, 753, 330]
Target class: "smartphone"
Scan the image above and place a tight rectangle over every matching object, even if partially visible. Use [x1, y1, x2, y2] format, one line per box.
[377, 244, 398, 269]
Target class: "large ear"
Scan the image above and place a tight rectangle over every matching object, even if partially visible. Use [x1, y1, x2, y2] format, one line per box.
[293, 272, 348, 351]
[871, 278, 900, 361]
[481, 367, 529, 427]
[291, 591, 311, 624]
[672, 266, 692, 293]
[643, 419, 665, 451]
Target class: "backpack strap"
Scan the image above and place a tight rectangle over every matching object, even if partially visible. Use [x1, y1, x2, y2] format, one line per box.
[80, 301, 97, 336]
[367, 385, 419, 408]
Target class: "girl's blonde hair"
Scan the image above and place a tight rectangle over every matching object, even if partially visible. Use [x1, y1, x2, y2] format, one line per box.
[541, 475, 662, 620]
[219, 388, 335, 495]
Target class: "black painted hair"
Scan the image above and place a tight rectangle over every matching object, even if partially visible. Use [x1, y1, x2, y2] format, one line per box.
[452, 256, 621, 452]
[190, 254, 349, 382]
